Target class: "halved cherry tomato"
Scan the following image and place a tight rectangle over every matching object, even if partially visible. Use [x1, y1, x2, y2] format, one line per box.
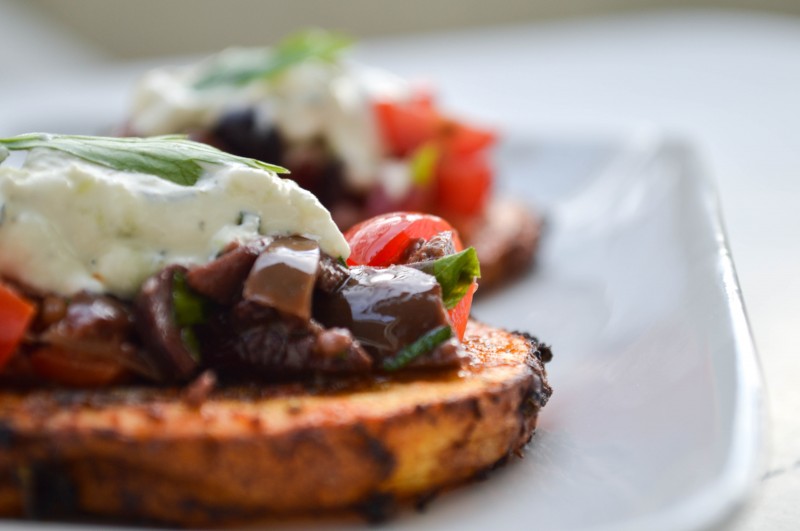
[29, 346, 128, 388]
[345, 212, 463, 267]
[0, 283, 35, 370]
[344, 212, 476, 340]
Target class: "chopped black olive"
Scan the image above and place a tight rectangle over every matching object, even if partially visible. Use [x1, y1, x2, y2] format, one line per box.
[134, 265, 203, 381]
[243, 236, 320, 320]
[313, 265, 461, 368]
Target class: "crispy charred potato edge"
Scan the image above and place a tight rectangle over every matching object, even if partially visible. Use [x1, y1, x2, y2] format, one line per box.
[0, 321, 551, 526]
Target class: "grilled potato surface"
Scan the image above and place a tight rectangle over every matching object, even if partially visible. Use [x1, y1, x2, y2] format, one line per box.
[0, 320, 551, 526]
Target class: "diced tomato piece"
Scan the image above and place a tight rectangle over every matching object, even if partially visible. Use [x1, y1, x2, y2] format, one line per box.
[345, 212, 463, 267]
[373, 98, 441, 157]
[433, 150, 492, 218]
[449, 281, 477, 341]
[0, 283, 35, 370]
[440, 119, 497, 155]
[29, 346, 129, 388]
[344, 212, 475, 339]
[372, 91, 496, 222]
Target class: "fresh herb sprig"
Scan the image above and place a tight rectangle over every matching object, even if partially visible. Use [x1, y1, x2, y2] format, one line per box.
[411, 247, 481, 309]
[382, 325, 453, 371]
[193, 29, 352, 91]
[0, 133, 287, 186]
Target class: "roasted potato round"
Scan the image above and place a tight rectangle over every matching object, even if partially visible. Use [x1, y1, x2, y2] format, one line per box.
[0, 320, 551, 526]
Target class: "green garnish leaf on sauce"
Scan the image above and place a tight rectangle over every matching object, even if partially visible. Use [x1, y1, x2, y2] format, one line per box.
[193, 29, 353, 90]
[382, 325, 453, 371]
[0, 133, 288, 186]
[413, 247, 481, 309]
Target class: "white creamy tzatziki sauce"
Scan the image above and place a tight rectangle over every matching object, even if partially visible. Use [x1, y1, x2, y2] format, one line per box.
[0, 149, 349, 298]
[128, 48, 414, 191]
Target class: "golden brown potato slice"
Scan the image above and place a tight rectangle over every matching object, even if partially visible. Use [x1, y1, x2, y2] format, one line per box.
[0, 320, 551, 527]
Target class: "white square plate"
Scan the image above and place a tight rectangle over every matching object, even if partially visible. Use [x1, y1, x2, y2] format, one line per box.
[462, 131, 765, 531]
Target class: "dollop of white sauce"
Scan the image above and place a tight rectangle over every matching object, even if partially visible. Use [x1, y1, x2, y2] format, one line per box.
[0, 150, 350, 297]
[128, 49, 413, 190]
[129, 48, 270, 137]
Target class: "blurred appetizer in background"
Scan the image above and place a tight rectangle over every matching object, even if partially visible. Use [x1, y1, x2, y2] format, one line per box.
[0, 134, 551, 525]
[123, 30, 542, 289]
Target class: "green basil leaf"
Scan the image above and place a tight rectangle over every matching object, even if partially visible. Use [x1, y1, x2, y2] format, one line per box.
[193, 29, 352, 90]
[382, 325, 453, 371]
[172, 271, 210, 327]
[172, 271, 211, 362]
[413, 247, 481, 309]
[0, 133, 288, 186]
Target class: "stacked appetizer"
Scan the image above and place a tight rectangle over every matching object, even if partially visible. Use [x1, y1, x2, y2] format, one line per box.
[0, 134, 551, 525]
[124, 30, 542, 288]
